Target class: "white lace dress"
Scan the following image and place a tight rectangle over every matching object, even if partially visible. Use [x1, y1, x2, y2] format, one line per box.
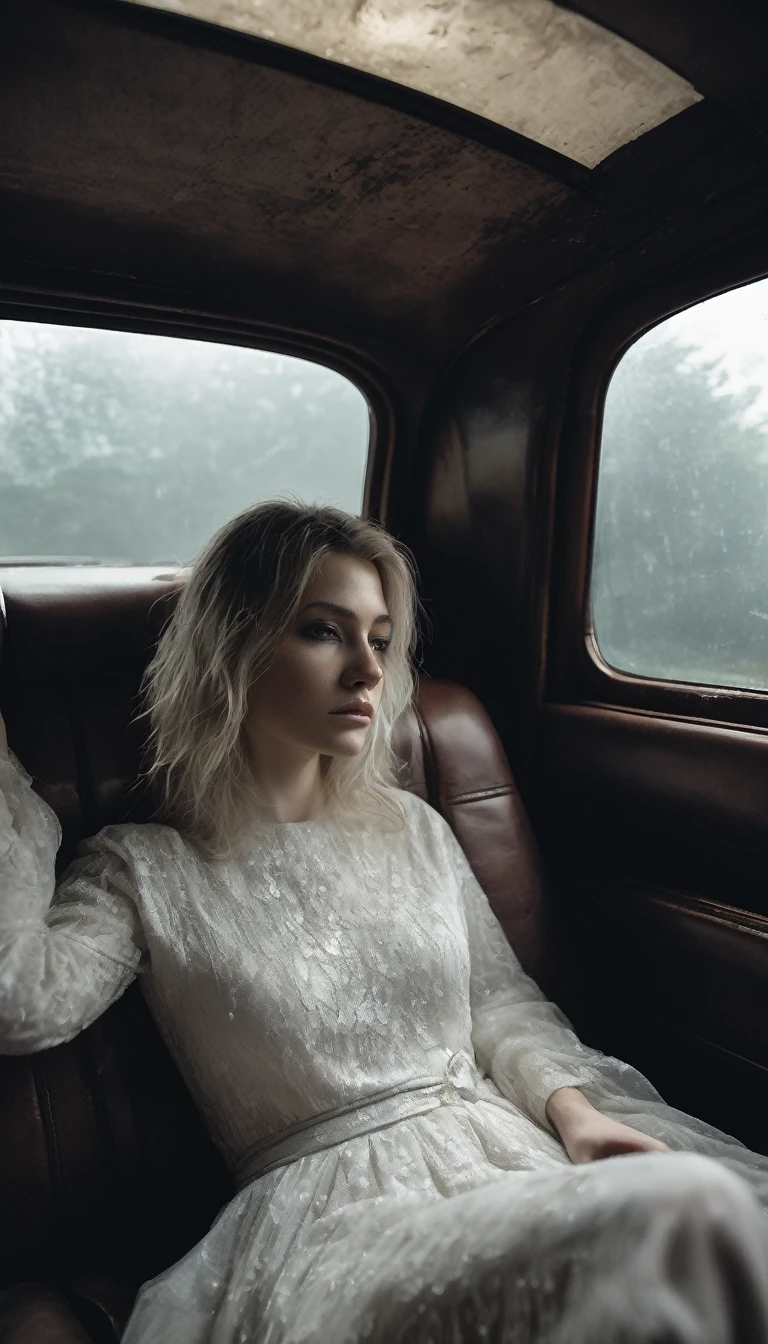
[3, 745, 768, 1344]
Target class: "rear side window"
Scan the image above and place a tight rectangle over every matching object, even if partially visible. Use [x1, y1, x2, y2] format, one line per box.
[590, 278, 768, 692]
[0, 321, 370, 565]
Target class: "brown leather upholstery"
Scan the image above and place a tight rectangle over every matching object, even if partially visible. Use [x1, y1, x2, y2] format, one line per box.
[0, 570, 556, 1341]
[0, 1283, 115, 1344]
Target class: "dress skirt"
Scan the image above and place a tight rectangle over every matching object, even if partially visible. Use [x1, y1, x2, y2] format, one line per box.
[120, 1083, 768, 1344]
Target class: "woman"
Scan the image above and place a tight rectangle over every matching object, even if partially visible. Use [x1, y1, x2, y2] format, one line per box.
[2, 500, 768, 1344]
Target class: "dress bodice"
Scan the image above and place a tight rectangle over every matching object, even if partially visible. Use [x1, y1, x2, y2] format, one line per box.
[120, 799, 478, 1174]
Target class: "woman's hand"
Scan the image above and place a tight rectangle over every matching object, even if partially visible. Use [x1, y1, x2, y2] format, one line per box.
[546, 1086, 672, 1165]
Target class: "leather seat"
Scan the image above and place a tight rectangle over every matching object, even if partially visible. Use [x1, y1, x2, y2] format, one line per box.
[0, 1283, 116, 1344]
[0, 572, 562, 1342]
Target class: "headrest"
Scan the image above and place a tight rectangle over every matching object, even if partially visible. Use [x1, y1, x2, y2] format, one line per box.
[0, 567, 184, 680]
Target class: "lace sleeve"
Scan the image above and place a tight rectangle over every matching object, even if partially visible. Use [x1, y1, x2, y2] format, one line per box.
[0, 748, 149, 1055]
[434, 813, 614, 1137]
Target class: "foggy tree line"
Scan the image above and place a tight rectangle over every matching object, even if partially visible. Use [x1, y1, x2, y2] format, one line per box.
[0, 326, 369, 565]
[592, 338, 768, 688]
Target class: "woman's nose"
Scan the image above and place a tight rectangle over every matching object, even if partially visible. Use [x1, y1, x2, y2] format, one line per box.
[346, 642, 383, 687]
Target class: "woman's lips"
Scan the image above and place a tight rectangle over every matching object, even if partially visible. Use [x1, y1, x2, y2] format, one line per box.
[330, 711, 371, 725]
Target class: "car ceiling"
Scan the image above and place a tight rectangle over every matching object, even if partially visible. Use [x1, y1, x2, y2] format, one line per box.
[1, 0, 767, 372]
[127, 0, 703, 168]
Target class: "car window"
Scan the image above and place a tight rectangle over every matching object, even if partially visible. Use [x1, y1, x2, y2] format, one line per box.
[0, 321, 370, 565]
[590, 277, 768, 692]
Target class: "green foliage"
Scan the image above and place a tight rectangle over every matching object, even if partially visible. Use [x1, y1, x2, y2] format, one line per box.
[592, 337, 768, 688]
[0, 324, 369, 564]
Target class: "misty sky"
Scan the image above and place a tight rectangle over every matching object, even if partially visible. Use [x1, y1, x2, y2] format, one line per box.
[638, 276, 768, 424]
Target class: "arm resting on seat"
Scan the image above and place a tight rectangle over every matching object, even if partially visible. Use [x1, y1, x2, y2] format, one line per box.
[0, 750, 148, 1054]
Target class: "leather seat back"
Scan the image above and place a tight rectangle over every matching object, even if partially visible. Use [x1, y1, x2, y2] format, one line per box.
[0, 570, 555, 1294]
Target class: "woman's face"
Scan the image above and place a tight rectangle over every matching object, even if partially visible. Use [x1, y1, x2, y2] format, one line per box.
[244, 551, 391, 763]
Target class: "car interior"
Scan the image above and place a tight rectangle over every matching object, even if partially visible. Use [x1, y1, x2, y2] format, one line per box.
[2, 0, 768, 1338]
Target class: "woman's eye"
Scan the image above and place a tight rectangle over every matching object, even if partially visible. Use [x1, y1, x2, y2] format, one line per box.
[300, 624, 390, 654]
[301, 622, 339, 640]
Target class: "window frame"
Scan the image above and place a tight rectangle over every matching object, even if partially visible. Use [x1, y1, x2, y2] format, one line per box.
[547, 239, 768, 734]
[0, 295, 397, 550]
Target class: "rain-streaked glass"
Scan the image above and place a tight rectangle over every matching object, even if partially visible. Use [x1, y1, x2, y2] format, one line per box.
[0, 322, 370, 565]
[591, 278, 768, 692]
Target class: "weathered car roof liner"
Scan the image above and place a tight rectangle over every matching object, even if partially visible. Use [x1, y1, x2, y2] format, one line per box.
[131, 0, 702, 168]
[1, 0, 768, 367]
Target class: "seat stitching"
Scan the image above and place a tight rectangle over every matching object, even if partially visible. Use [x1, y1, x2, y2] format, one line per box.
[411, 700, 441, 817]
[446, 785, 515, 805]
[32, 1060, 63, 1214]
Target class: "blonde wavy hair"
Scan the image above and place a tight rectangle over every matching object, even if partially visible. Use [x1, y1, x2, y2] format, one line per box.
[138, 499, 422, 855]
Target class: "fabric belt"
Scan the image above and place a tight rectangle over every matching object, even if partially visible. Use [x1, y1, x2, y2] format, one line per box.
[234, 1048, 483, 1190]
